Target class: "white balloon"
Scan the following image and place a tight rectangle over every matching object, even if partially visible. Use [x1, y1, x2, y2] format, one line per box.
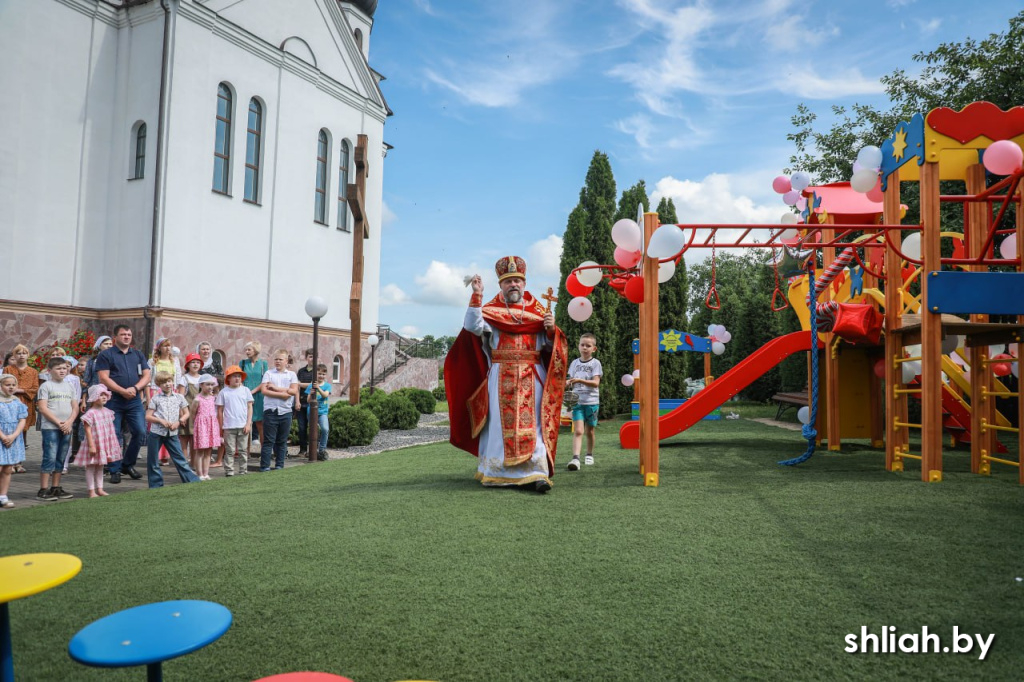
[779, 228, 800, 244]
[950, 351, 965, 367]
[720, 330, 732, 343]
[576, 261, 602, 287]
[711, 341, 726, 356]
[905, 345, 921, 357]
[714, 324, 726, 338]
[856, 145, 883, 169]
[632, 369, 640, 378]
[797, 406, 811, 424]
[999, 234, 1017, 260]
[851, 168, 878, 193]
[790, 171, 812, 192]
[621, 374, 635, 387]
[1013, 360, 1019, 379]
[646, 224, 685, 259]
[611, 219, 643, 252]
[901, 233, 922, 261]
[657, 259, 675, 283]
[989, 344, 1005, 357]
[781, 212, 799, 225]
[901, 362, 919, 384]
[567, 296, 593, 322]
[708, 324, 716, 335]
[941, 335, 961, 356]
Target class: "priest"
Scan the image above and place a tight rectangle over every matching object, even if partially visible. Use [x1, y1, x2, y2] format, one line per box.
[444, 256, 568, 493]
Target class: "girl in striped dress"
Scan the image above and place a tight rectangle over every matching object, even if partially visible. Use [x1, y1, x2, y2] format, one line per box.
[76, 384, 123, 498]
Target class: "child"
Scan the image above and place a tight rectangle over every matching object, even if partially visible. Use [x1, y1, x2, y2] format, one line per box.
[240, 341, 268, 453]
[216, 365, 254, 476]
[3, 344, 38, 467]
[305, 363, 331, 461]
[76, 384, 122, 498]
[565, 332, 602, 470]
[190, 374, 221, 480]
[176, 352, 204, 467]
[36, 357, 78, 500]
[145, 372, 199, 488]
[259, 349, 299, 472]
[0, 375, 28, 508]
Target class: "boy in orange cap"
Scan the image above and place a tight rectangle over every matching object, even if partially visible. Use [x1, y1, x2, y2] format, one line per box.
[216, 365, 254, 476]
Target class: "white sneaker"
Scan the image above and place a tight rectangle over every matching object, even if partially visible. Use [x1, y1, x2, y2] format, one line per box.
[567, 457, 580, 471]
[584, 455, 594, 465]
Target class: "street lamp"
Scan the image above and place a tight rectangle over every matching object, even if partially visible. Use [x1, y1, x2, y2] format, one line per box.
[304, 296, 328, 463]
[367, 334, 379, 394]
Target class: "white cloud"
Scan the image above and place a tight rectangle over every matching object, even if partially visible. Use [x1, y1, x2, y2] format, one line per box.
[773, 66, 884, 99]
[917, 18, 941, 35]
[411, 0, 436, 16]
[614, 112, 708, 154]
[412, 260, 494, 307]
[399, 325, 421, 337]
[381, 200, 397, 228]
[379, 283, 411, 306]
[527, 235, 563, 279]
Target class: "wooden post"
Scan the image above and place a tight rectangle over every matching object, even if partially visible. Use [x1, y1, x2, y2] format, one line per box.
[639, 212, 661, 486]
[883, 169, 904, 471]
[966, 164, 995, 473]
[919, 161, 943, 482]
[822, 217, 841, 451]
[347, 135, 369, 404]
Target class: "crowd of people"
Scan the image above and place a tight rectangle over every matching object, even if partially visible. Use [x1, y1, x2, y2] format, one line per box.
[0, 324, 331, 508]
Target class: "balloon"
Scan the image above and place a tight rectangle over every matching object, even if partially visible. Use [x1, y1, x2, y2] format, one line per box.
[624, 276, 645, 304]
[614, 247, 642, 269]
[782, 190, 801, 206]
[719, 330, 731, 343]
[796, 406, 810, 424]
[901, 362, 919, 384]
[982, 140, 1024, 176]
[713, 324, 726, 338]
[988, 344, 1005, 357]
[991, 353, 1013, 377]
[657, 259, 675, 283]
[621, 374, 634, 387]
[790, 171, 812, 192]
[779, 228, 800, 244]
[866, 180, 884, 203]
[632, 369, 640, 378]
[850, 168, 878, 193]
[576, 261, 602, 287]
[852, 160, 866, 174]
[796, 197, 807, 211]
[950, 351, 966, 367]
[711, 341, 725, 356]
[781, 212, 799, 225]
[873, 358, 886, 378]
[941, 334, 961, 356]
[772, 175, 792, 194]
[565, 273, 594, 298]
[857, 145, 882, 169]
[905, 345, 921, 357]
[901, 233, 921, 260]
[646, 224, 685, 259]
[611, 219, 643, 251]
[707, 324, 717, 335]
[999, 234, 1017, 260]
[567, 296, 593, 322]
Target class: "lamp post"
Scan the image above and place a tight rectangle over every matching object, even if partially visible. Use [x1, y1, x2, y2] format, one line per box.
[367, 334, 379, 394]
[304, 296, 328, 463]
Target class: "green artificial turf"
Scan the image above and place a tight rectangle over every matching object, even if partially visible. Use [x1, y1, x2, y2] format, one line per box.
[2, 412, 1022, 681]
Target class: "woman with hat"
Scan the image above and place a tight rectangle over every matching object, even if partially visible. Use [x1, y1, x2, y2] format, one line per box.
[148, 337, 182, 401]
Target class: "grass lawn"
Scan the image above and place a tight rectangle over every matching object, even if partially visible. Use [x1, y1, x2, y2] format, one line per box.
[2, 407, 1022, 681]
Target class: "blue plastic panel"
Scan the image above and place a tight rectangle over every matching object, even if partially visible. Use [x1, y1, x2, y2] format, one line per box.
[927, 271, 1024, 315]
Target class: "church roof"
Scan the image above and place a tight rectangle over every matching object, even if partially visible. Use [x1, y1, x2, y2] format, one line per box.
[345, 0, 377, 18]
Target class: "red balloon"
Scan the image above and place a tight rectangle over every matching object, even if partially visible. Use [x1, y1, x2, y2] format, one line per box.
[866, 179, 884, 203]
[873, 358, 886, 378]
[609, 276, 627, 292]
[624, 276, 645, 304]
[566, 273, 594, 298]
[992, 353, 1013, 377]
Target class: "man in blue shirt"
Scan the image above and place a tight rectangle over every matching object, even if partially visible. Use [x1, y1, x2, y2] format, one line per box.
[95, 325, 151, 483]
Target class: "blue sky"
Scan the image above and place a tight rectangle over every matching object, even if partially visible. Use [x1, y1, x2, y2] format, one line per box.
[368, 0, 1016, 338]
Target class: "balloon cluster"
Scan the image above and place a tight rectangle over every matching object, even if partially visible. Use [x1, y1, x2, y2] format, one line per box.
[621, 368, 641, 387]
[707, 323, 731, 356]
[849, 145, 883, 203]
[982, 140, 1024, 177]
[771, 172, 810, 219]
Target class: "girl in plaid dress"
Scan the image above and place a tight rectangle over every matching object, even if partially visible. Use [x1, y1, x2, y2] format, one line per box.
[76, 384, 123, 498]
[191, 375, 222, 481]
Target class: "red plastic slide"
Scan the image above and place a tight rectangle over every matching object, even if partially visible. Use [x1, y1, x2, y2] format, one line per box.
[620, 331, 823, 448]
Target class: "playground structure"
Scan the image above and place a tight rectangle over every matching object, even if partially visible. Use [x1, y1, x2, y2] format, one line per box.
[571, 101, 1024, 487]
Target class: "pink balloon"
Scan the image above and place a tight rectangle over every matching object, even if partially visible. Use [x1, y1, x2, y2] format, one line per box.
[613, 246, 642, 269]
[772, 175, 792, 194]
[983, 140, 1024, 176]
[620, 374, 635, 387]
[782, 190, 800, 206]
[866, 179, 884, 203]
[567, 296, 593, 322]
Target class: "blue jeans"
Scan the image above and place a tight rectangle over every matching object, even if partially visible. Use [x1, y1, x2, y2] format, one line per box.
[317, 413, 329, 451]
[260, 410, 292, 470]
[147, 432, 199, 488]
[41, 429, 72, 473]
[109, 397, 147, 473]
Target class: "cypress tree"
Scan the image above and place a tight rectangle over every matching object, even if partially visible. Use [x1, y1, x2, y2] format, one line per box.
[612, 181, 649, 414]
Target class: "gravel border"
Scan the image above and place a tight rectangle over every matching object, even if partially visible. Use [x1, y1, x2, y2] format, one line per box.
[327, 411, 451, 460]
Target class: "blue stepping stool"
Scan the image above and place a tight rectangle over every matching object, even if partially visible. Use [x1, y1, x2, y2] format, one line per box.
[69, 600, 231, 681]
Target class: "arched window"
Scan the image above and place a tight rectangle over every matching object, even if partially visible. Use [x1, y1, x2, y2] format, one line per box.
[212, 83, 233, 194]
[354, 29, 363, 52]
[131, 122, 146, 179]
[314, 129, 330, 224]
[332, 355, 343, 382]
[244, 98, 263, 203]
[337, 139, 350, 231]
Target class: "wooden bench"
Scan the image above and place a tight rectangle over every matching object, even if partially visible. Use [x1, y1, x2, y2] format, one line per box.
[771, 390, 808, 420]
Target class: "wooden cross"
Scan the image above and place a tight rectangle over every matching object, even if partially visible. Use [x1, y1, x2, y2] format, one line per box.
[542, 287, 558, 313]
[348, 134, 370, 404]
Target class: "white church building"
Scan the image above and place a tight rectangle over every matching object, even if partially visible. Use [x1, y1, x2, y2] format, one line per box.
[0, 0, 403, 391]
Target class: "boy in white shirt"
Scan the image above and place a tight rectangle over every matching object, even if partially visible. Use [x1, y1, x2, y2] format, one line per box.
[217, 365, 254, 476]
[37, 357, 79, 500]
[565, 333, 602, 470]
[259, 349, 299, 472]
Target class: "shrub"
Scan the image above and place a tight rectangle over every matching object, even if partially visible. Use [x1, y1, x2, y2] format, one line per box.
[395, 387, 436, 414]
[288, 416, 299, 445]
[367, 393, 420, 430]
[360, 387, 387, 404]
[432, 385, 447, 402]
[327, 403, 380, 447]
